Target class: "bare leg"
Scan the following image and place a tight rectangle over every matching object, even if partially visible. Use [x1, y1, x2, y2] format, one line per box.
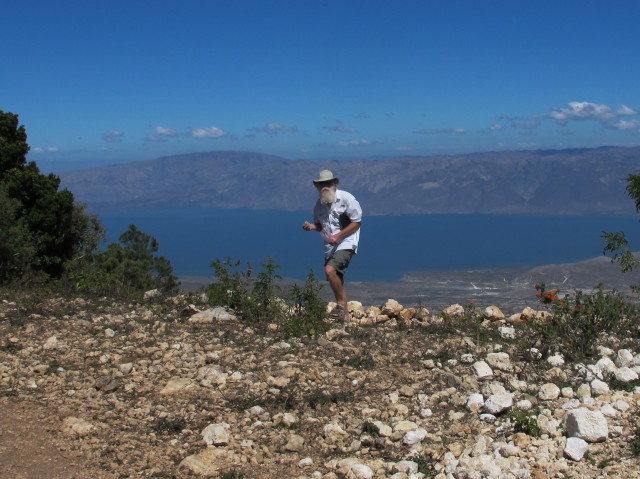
[325, 264, 350, 322]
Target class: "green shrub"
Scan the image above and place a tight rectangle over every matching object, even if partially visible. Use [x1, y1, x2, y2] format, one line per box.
[533, 283, 639, 361]
[507, 407, 541, 436]
[282, 270, 329, 338]
[206, 258, 328, 337]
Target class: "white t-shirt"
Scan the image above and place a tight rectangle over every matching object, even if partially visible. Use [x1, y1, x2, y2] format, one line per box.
[313, 189, 362, 259]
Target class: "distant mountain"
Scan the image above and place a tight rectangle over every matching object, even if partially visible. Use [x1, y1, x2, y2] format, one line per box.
[58, 147, 640, 215]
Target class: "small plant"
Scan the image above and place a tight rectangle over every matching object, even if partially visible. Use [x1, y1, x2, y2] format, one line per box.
[282, 270, 329, 338]
[153, 416, 186, 435]
[344, 352, 376, 370]
[533, 283, 639, 361]
[632, 432, 640, 457]
[205, 257, 286, 325]
[362, 421, 380, 437]
[507, 407, 541, 437]
[220, 470, 245, 479]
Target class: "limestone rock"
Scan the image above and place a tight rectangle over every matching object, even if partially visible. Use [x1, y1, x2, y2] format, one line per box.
[61, 417, 95, 437]
[484, 393, 513, 414]
[565, 408, 608, 442]
[202, 423, 230, 446]
[564, 437, 589, 461]
[483, 305, 505, 320]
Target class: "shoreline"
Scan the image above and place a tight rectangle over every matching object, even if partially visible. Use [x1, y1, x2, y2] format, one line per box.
[179, 255, 637, 313]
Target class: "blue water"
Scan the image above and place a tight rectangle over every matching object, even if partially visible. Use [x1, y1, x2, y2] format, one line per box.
[98, 209, 640, 281]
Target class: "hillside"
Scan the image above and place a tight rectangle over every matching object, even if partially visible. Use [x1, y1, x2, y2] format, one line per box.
[58, 147, 640, 215]
[1, 292, 640, 478]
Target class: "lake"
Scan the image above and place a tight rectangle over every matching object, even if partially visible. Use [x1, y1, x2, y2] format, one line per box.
[98, 209, 640, 282]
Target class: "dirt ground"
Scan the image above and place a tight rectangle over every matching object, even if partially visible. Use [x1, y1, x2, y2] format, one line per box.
[0, 397, 116, 479]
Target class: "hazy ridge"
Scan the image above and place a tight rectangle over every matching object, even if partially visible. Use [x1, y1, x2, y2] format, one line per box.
[59, 146, 640, 215]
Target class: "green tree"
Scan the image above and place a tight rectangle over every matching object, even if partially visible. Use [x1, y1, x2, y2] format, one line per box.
[0, 110, 82, 279]
[0, 110, 29, 172]
[92, 224, 178, 295]
[603, 171, 640, 292]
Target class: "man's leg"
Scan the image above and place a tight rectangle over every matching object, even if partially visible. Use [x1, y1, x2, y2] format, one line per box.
[324, 249, 354, 322]
[325, 264, 347, 311]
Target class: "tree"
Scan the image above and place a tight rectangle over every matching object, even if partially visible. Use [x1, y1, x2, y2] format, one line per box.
[0, 110, 29, 172]
[602, 171, 640, 292]
[92, 224, 178, 295]
[0, 110, 81, 279]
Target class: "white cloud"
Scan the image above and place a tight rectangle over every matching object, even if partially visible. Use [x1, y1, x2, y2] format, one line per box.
[32, 147, 58, 153]
[249, 123, 298, 135]
[498, 114, 541, 130]
[489, 124, 504, 131]
[102, 130, 124, 143]
[338, 138, 371, 147]
[188, 126, 226, 138]
[155, 125, 178, 137]
[549, 101, 637, 123]
[414, 128, 466, 135]
[323, 120, 359, 134]
[611, 119, 640, 131]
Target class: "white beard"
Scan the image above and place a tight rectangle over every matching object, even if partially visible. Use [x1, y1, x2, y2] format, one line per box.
[319, 186, 337, 205]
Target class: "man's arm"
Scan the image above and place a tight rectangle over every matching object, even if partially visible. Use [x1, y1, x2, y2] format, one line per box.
[330, 221, 361, 244]
[302, 221, 322, 231]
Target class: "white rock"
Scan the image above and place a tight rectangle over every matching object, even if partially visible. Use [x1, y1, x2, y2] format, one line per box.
[484, 305, 505, 320]
[393, 420, 418, 433]
[104, 328, 116, 337]
[538, 383, 561, 401]
[460, 353, 475, 364]
[443, 304, 465, 317]
[615, 367, 639, 382]
[515, 399, 533, 411]
[614, 399, 631, 412]
[43, 335, 60, 350]
[472, 360, 493, 379]
[590, 379, 610, 395]
[616, 349, 634, 367]
[201, 423, 230, 446]
[576, 383, 592, 400]
[393, 460, 419, 474]
[498, 326, 516, 339]
[197, 365, 228, 387]
[537, 414, 560, 436]
[188, 307, 236, 323]
[347, 464, 374, 479]
[561, 386, 574, 398]
[484, 393, 513, 414]
[61, 417, 95, 437]
[284, 434, 305, 452]
[600, 404, 617, 417]
[479, 414, 496, 423]
[595, 357, 617, 375]
[403, 428, 427, 445]
[564, 437, 589, 461]
[565, 408, 608, 442]
[467, 393, 485, 410]
[547, 354, 565, 367]
[298, 457, 313, 467]
[486, 352, 512, 371]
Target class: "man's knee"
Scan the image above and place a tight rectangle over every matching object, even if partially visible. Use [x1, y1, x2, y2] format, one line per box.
[324, 264, 337, 278]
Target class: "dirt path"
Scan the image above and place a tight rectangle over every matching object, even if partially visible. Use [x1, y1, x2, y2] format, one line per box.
[0, 397, 116, 479]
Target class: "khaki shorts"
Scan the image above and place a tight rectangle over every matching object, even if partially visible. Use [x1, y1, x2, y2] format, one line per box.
[325, 249, 355, 278]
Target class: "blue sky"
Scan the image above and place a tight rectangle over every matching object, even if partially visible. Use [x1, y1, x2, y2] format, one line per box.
[3, 0, 640, 171]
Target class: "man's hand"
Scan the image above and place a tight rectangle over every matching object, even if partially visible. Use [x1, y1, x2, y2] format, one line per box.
[302, 221, 317, 231]
[326, 234, 339, 245]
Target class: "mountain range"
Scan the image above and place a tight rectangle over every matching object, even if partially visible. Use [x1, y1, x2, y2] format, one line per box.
[58, 146, 640, 215]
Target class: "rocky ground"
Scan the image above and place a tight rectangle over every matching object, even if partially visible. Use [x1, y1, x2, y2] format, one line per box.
[2, 292, 640, 478]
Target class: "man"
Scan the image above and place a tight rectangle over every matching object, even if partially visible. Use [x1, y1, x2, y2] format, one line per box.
[302, 170, 362, 322]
